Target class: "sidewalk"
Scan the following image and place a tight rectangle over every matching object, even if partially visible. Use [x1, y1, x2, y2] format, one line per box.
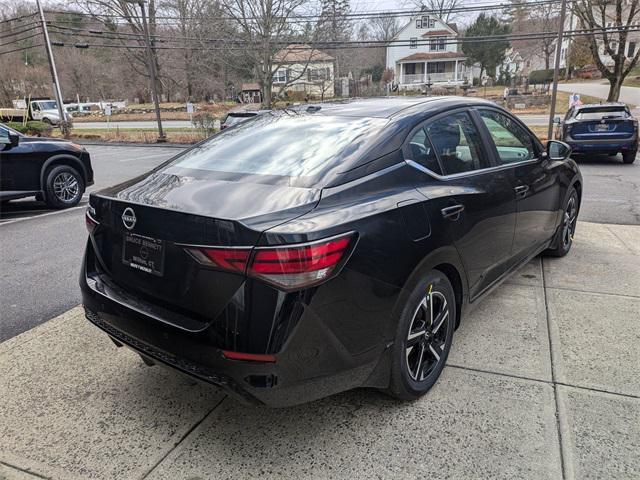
[1, 221, 638, 480]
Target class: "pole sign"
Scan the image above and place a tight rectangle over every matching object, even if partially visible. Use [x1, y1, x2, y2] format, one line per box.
[186, 102, 194, 114]
[104, 104, 112, 116]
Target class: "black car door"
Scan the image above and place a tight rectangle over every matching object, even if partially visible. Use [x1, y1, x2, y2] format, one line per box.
[406, 110, 517, 300]
[0, 126, 38, 192]
[475, 108, 560, 261]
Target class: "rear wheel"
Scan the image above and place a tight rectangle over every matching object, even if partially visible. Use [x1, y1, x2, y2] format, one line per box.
[545, 187, 579, 257]
[622, 150, 637, 164]
[387, 270, 455, 401]
[44, 165, 84, 209]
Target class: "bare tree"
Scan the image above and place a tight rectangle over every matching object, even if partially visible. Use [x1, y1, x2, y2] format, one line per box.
[369, 15, 400, 42]
[409, 0, 461, 22]
[573, 0, 640, 101]
[219, 0, 314, 107]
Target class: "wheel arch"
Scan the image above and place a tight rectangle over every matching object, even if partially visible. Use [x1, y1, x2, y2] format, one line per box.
[394, 246, 469, 331]
[40, 154, 88, 191]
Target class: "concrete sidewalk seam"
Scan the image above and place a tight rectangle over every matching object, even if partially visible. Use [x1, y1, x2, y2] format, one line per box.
[445, 363, 640, 400]
[542, 257, 568, 480]
[140, 395, 227, 480]
[0, 461, 49, 480]
[545, 285, 640, 300]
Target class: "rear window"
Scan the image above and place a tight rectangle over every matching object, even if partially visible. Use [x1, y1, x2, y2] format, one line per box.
[169, 113, 388, 177]
[575, 107, 629, 120]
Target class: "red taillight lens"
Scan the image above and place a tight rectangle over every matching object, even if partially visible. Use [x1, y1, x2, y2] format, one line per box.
[248, 234, 354, 290]
[85, 209, 98, 234]
[185, 233, 355, 290]
[185, 247, 250, 273]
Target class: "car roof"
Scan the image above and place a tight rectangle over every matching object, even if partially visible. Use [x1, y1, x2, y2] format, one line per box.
[297, 96, 497, 119]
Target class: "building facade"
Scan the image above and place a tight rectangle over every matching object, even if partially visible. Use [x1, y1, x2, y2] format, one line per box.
[272, 45, 335, 99]
[386, 13, 470, 89]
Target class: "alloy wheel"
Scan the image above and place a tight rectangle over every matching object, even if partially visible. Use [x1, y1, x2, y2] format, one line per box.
[405, 289, 450, 382]
[562, 195, 578, 249]
[53, 172, 80, 203]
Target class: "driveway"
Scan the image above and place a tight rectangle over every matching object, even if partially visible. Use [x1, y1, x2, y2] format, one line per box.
[557, 82, 640, 107]
[1, 220, 639, 480]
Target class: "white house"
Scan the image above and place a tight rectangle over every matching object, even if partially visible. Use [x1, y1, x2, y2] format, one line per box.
[499, 48, 524, 78]
[386, 13, 470, 89]
[272, 45, 335, 99]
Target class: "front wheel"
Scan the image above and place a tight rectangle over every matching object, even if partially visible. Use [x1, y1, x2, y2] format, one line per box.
[387, 270, 456, 401]
[44, 165, 84, 209]
[545, 187, 579, 257]
[622, 150, 637, 164]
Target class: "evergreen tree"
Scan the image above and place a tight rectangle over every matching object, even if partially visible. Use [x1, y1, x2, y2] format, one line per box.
[462, 14, 511, 79]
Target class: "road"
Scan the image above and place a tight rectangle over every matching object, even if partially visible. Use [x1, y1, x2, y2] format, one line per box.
[0, 144, 638, 342]
[557, 81, 640, 106]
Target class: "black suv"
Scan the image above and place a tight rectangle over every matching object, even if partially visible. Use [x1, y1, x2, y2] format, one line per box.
[0, 123, 93, 208]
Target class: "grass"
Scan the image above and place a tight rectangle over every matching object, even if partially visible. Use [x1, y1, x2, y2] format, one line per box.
[72, 101, 236, 123]
[52, 128, 213, 144]
[623, 66, 640, 87]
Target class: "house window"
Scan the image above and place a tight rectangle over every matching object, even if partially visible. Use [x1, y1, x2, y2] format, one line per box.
[273, 68, 287, 83]
[308, 67, 331, 82]
[416, 16, 435, 28]
[405, 63, 416, 75]
[410, 37, 418, 49]
[430, 36, 446, 51]
[427, 62, 445, 74]
[629, 42, 637, 57]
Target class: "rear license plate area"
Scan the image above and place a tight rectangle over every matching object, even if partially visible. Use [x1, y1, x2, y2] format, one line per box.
[122, 233, 165, 276]
[595, 124, 609, 131]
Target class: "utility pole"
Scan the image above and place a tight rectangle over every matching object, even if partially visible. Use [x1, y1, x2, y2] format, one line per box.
[35, 0, 69, 137]
[135, 0, 166, 142]
[548, 0, 568, 141]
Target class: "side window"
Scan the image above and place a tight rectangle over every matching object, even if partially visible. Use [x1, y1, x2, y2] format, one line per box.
[479, 110, 536, 164]
[0, 127, 9, 144]
[407, 128, 443, 175]
[425, 112, 489, 175]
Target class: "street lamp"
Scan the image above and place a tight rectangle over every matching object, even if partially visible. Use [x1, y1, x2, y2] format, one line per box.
[124, 0, 166, 142]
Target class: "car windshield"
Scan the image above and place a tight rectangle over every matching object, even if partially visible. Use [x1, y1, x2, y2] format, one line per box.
[575, 107, 628, 120]
[224, 114, 255, 126]
[167, 112, 388, 178]
[37, 101, 58, 110]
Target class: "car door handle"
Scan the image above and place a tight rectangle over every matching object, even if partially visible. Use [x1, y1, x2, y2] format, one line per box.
[514, 185, 529, 197]
[441, 204, 465, 220]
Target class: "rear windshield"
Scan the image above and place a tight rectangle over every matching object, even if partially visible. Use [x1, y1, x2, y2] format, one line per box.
[169, 112, 388, 178]
[575, 107, 629, 120]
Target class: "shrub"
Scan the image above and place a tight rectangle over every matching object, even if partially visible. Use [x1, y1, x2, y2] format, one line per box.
[191, 112, 217, 136]
[6, 121, 53, 137]
[528, 68, 567, 84]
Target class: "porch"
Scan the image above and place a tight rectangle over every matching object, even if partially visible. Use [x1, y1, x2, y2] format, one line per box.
[397, 58, 466, 87]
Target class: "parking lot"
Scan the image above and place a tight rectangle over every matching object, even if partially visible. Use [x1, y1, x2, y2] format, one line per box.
[0, 145, 639, 480]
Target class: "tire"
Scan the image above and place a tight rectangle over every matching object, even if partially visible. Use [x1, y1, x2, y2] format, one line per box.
[622, 150, 637, 164]
[42, 118, 52, 125]
[387, 270, 456, 401]
[545, 187, 579, 257]
[44, 165, 84, 209]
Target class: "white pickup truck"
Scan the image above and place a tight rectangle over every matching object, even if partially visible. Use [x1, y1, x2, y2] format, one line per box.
[0, 98, 73, 126]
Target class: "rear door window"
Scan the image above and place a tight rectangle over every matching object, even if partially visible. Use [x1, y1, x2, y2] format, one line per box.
[425, 112, 489, 175]
[478, 110, 536, 164]
[407, 128, 443, 175]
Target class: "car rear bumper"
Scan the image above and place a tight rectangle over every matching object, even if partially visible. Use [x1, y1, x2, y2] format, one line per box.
[79, 250, 389, 407]
[565, 136, 638, 154]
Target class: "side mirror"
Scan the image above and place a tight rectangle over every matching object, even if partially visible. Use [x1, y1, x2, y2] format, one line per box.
[547, 140, 571, 161]
[554, 116, 562, 125]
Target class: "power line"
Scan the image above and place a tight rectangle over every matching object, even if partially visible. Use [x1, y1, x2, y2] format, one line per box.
[0, 24, 41, 39]
[0, 43, 43, 56]
[0, 31, 42, 48]
[42, 0, 572, 23]
[0, 12, 38, 25]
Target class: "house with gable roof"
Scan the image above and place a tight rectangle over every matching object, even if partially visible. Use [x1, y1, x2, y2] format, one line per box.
[386, 12, 471, 89]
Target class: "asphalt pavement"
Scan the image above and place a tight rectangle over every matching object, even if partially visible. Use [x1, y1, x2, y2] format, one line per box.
[557, 82, 640, 106]
[0, 145, 638, 343]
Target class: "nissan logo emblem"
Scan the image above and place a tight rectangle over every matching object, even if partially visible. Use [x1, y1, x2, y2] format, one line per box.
[122, 207, 137, 230]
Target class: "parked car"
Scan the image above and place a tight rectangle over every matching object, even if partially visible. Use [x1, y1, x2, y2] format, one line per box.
[80, 97, 582, 407]
[0, 123, 93, 208]
[221, 109, 271, 130]
[559, 102, 638, 164]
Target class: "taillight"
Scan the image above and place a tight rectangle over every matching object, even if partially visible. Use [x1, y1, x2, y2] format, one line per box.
[85, 207, 99, 234]
[184, 232, 356, 290]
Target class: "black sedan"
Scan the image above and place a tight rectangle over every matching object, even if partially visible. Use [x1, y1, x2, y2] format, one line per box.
[80, 97, 582, 407]
[0, 123, 93, 208]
